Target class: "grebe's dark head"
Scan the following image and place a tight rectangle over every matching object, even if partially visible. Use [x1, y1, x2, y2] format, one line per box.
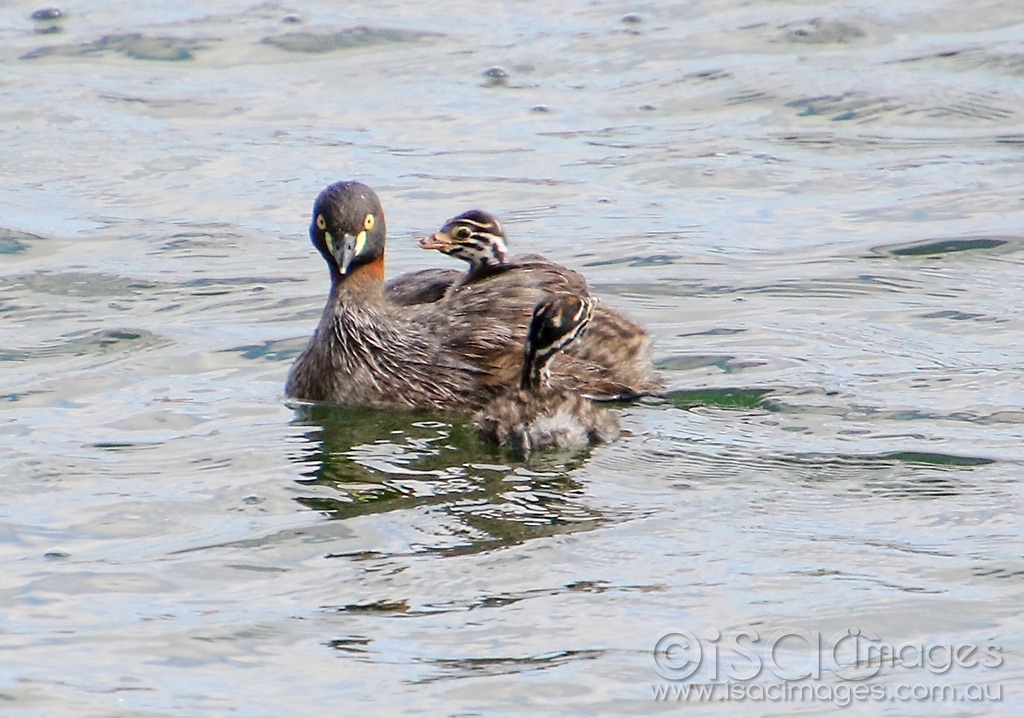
[310, 181, 388, 280]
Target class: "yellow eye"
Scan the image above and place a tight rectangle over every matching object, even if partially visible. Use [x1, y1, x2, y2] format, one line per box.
[363, 213, 375, 231]
[316, 215, 327, 231]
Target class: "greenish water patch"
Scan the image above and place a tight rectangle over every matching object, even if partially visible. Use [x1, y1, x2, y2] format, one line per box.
[22, 33, 209, 62]
[782, 19, 865, 44]
[788, 94, 854, 118]
[2, 271, 158, 298]
[919, 310, 987, 321]
[777, 450, 994, 472]
[678, 328, 746, 337]
[0, 328, 165, 362]
[326, 637, 371, 654]
[661, 387, 770, 409]
[876, 236, 1012, 257]
[877, 451, 994, 467]
[421, 649, 604, 682]
[656, 355, 736, 372]
[91, 442, 163, 452]
[335, 599, 410, 614]
[0, 391, 44, 403]
[583, 254, 681, 268]
[1, 238, 27, 254]
[774, 451, 997, 499]
[0, 229, 43, 255]
[261, 26, 440, 54]
[226, 339, 304, 362]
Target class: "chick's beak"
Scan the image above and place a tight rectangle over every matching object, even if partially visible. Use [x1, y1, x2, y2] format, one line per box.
[419, 231, 452, 251]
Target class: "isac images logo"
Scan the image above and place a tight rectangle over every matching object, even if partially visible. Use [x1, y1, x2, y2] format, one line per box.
[650, 627, 1003, 706]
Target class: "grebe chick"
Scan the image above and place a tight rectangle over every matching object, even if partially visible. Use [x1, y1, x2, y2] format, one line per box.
[424, 209, 662, 398]
[419, 209, 511, 292]
[473, 294, 621, 453]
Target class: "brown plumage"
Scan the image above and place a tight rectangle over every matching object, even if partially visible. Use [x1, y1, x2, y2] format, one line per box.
[285, 181, 660, 410]
[473, 294, 621, 453]
[423, 209, 661, 398]
[384, 267, 462, 305]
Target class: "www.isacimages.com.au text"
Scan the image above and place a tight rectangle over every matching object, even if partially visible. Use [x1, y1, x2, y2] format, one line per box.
[650, 681, 1002, 706]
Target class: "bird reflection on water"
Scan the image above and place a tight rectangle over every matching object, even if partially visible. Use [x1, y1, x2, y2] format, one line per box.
[287, 403, 610, 557]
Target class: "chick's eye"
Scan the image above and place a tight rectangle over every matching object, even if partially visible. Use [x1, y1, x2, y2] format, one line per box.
[454, 227, 471, 240]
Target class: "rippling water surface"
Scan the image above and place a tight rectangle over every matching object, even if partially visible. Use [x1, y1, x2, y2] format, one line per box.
[3, 0, 1023, 714]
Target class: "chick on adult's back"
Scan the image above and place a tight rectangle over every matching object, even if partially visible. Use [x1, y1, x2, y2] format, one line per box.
[473, 294, 621, 453]
[424, 209, 661, 399]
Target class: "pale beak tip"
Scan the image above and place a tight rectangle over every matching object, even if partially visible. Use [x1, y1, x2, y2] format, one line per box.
[419, 232, 449, 251]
